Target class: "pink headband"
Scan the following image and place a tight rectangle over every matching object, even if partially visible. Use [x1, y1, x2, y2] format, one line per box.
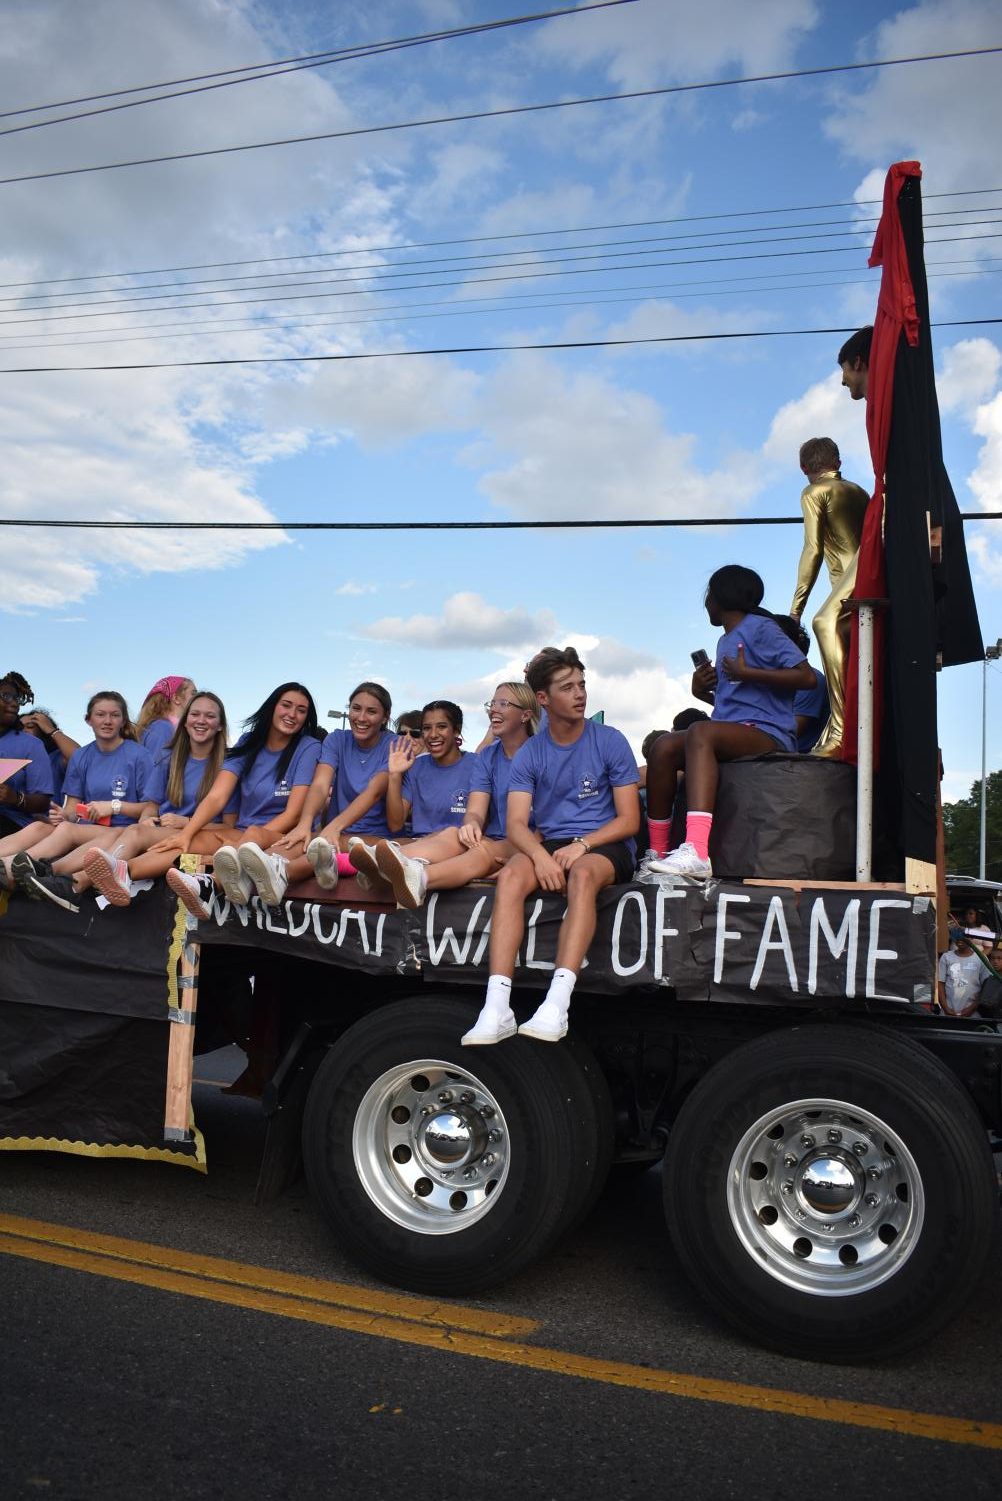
[146, 675, 187, 702]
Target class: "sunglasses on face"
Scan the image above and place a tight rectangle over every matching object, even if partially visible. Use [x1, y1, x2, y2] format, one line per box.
[399, 728, 424, 738]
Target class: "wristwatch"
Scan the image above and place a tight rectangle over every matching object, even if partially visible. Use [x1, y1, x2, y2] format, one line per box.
[573, 836, 591, 852]
[111, 798, 122, 815]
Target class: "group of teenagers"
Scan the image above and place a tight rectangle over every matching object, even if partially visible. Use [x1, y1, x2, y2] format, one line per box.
[1, 562, 819, 1043]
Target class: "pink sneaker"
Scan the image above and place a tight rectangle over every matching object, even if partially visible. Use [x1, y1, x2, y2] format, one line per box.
[83, 848, 133, 907]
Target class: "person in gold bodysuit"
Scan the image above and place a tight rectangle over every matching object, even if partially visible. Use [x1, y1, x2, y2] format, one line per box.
[789, 437, 870, 755]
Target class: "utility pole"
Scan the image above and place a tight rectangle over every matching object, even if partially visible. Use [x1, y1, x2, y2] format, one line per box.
[980, 637, 1002, 880]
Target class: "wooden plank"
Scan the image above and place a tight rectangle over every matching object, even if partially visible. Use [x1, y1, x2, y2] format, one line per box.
[905, 856, 937, 896]
[164, 859, 201, 1141]
[742, 879, 908, 891]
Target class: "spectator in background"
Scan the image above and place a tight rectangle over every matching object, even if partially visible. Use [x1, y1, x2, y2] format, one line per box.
[20, 707, 80, 805]
[773, 615, 830, 753]
[937, 932, 987, 1018]
[136, 676, 196, 756]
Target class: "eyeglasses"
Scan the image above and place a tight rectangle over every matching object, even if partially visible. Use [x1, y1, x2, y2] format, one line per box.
[399, 728, 424, 738]
[0, 690, 22, 704]
[484, 699, 522, 713]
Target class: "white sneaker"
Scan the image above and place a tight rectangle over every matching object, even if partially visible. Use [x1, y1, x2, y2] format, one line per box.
[461, 1005, 517, 1045]
[306, 836, 339, 891]
[375, 841, 428, 909]
[238, 843, 289, 907]
[166, 867, 214, 920]
[518, 999, 568, 1042]
[347, 836, 381, 883]
[83, 847, 134, 907]
[644, 841, 713, 883]
[212, 845, 253, 905]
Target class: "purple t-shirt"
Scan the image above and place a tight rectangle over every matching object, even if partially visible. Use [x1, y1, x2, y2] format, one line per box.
[223, 735, 321, 830]
[141, 718, 176, 757]
[0, 729, 55, 828]
[63, 740, 154, 825]
[470, 739, 526, 840]
[712, 613, 804, 751]
[146, 749, 239, 818]
[401, 751, 475, 836]
[509, 721, 638, 855]
[319, 729, 393, 836]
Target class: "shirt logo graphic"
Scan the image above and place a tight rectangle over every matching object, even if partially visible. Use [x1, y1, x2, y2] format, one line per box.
[578, 774, 598, 800]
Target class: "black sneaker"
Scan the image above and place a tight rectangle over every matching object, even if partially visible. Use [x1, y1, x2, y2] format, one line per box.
[11, 851, 54, 897]
[24, 874, 80, 914]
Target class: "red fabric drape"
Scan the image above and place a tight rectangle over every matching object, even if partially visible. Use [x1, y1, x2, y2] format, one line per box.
[839, 161, 922, 764]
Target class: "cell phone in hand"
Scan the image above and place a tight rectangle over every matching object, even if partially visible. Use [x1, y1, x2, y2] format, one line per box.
[690, 649, 710, 668]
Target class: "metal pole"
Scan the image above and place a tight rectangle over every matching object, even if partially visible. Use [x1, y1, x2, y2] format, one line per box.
[981, 652, 989, 881]
[856, 604, 875, 882]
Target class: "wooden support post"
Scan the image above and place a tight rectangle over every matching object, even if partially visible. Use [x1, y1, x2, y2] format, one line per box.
[164, 860, 202, 1144]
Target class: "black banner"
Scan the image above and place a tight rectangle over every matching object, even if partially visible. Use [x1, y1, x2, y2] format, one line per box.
[194, 880, 936, 1008]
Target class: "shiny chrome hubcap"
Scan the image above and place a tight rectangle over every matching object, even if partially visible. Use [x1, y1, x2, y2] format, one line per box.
[727, 1097, 924, 1295]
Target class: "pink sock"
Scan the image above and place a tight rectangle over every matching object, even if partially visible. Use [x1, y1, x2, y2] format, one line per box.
[647, 818, 671, 858]
[336, 852, 355, 876]
[687, 812, 713, 861]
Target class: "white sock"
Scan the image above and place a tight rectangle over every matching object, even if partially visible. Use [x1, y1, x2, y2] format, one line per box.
[483, 975, 513, 1015]
[545, 967, 577, 1014]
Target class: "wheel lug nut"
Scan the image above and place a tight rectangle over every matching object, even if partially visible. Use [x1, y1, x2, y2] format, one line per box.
[460, 1091, 474, 1105]
[482, 1153, 496, 1168]
[488, 1129, 502, 1143]
[865, 1192, 879, 1207]
[463, 1166, 478, 1179]
[827, 1129, 842, 1144]
[853, 1141, 867, 1156]
[800, 1134, 815, 1148]
[438, 1090, 453, 1104]
[781, 1180, 794, 1195]
[868, 1165, 882, 1180]
[848, 1213, 861, 1227]
[783, 1153, 797, 1168]
[479, 1105, 495, 1119]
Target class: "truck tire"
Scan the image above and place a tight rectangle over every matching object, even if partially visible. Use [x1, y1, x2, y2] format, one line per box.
[663, 1023, 999, 1361]
[302, 995, 602, 1294]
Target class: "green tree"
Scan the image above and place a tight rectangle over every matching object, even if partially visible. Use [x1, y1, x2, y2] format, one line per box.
[943, 769, 1002, 880]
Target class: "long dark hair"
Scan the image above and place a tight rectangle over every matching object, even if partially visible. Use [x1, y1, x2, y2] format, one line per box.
[422, 700, 463, 732]
[349, 680, 392, 731]
[165, 692, 229, 809]
[705, 565, 773, 621]
[231, 682, 319, 781]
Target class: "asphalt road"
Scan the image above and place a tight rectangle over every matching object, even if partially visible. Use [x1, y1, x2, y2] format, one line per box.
[2, 1047, 1001, 1501]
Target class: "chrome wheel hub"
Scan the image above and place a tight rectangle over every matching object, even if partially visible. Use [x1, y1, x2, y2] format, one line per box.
[726, 1098, 925, 1295]
[353, 1060, 510, 1235]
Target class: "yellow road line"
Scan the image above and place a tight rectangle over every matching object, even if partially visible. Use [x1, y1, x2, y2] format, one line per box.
[0, 1213, 537, 1339]
[1, 1215, 1000, 1450]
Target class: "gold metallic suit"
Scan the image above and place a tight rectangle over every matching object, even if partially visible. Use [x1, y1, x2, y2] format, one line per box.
[790, 469, 870, 754]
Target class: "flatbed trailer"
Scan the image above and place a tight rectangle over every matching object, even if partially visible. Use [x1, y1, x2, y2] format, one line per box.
[2, 866, 998, 1364]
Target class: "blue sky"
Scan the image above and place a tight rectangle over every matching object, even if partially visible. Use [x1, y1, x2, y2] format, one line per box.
[3, 0, 1001, 801]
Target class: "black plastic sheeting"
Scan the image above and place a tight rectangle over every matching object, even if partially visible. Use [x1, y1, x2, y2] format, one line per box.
[709, 755, 857, 881]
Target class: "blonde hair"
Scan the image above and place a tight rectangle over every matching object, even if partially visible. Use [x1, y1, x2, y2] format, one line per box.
[497, 681, 540, 734]
[136, 678, 195, 737]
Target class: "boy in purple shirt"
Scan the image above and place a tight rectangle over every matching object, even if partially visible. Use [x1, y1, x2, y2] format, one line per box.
[462, 647, 639, 1046]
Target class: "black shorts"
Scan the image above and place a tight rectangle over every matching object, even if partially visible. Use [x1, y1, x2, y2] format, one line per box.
[541, 837, 635, 884]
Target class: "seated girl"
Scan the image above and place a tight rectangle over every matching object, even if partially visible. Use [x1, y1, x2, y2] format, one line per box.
[20, 706, 81, 807]
[350, 685, 538, 909]
[154, 682, 322, 912]
[0, 691, 154, 898]
[214, 681, 396, 909]
[0, 671, 55, 841]
[136, 676, 196, 755]
[73, 692, 236, 906]
[644, 564, 814, 882]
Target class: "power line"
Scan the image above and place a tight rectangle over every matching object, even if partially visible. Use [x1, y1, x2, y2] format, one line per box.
[1, 514, 998, 532]
[3, 232, 998, 331]
[2, 46, 1000, 188]
[4, 187, 1000, 292]
[8, 209, 1000, 308]
[0, 3, 634, 137]
[3, 261, 999, 356]
[2, 317, 999, 374]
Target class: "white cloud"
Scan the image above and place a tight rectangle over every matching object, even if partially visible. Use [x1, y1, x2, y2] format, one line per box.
[336, 580, 378, 596]
[534, 0, 820, 90]
[363, 591, 559, 650]
[471, 352, 761, 520]
[762, 372, 872, 478]
[825, 2, 1002, 201]
[938, 339, 1002, 416]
